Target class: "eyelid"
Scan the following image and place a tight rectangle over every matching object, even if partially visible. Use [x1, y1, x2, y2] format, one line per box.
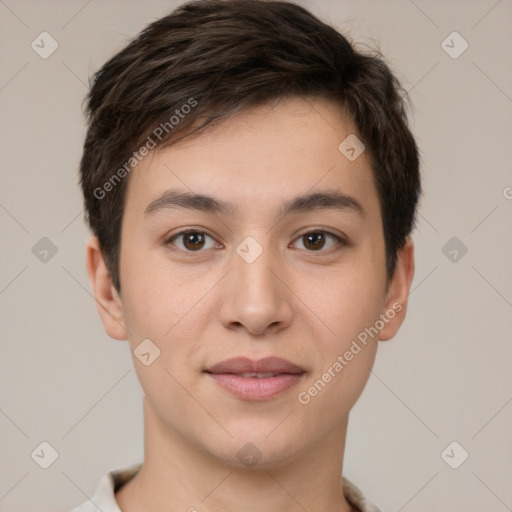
[292, 226, 348, 242]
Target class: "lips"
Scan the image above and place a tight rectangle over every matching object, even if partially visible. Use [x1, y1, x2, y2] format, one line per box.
[205, 357, 305, 375]
[204, 357, 306, 401]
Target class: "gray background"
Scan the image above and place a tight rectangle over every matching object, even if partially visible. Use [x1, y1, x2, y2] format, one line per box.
[1, 0, 511, 511]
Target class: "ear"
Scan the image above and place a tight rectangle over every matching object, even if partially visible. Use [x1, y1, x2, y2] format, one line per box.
[85, 236, 128, 340]
[378, 237, 415, 341]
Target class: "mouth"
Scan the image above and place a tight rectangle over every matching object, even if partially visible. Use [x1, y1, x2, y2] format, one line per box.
[204, 357, 306, 401]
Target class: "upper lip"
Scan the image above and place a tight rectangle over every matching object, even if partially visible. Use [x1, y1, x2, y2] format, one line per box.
[205, 357, 305, 375]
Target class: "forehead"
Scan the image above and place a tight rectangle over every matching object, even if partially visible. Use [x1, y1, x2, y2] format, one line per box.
[123, 96, 380, 221]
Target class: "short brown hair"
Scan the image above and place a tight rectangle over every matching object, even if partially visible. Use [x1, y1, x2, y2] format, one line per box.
[80, 0, 421, 293]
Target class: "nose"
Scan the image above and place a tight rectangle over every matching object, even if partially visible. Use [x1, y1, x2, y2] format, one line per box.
[218, 239, 294, 337]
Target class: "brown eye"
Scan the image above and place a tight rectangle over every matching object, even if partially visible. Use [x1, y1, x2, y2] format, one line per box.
[303, 232, 326, 250]
[183, 232, 205, 250]
[166, 230, 218, 252]
[292, 231, 345, 252]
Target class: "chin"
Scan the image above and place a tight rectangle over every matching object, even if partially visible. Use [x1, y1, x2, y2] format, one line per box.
[203, 429, 302, 470]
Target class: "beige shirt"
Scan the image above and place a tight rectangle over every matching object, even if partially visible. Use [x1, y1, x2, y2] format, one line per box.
[71, 462, 382, 512]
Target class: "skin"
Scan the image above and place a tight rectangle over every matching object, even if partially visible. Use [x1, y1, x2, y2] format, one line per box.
[86, 96, 415, 512]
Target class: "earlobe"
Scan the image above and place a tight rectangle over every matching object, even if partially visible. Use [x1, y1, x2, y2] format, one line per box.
[378, 237, 415, 342]
[85, 236, 128, 340]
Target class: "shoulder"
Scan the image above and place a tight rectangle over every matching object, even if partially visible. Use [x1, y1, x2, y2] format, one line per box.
[70, 463, 143, 512]
[342, 477, 382, 512]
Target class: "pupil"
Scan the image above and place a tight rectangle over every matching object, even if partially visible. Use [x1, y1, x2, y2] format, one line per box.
[185, 232, 204, 250]
[305, 233, 324, 250]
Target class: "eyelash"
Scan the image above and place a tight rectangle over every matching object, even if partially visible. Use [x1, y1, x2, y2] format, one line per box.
[164, 229, 348, 256]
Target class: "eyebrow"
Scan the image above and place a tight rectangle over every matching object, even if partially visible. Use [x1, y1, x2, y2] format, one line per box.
[144, 189, 365, 218]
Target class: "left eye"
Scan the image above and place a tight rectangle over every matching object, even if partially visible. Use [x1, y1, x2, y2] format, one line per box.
[291, 231, 344, 252]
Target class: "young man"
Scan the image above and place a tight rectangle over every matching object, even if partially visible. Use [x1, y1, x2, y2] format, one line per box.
[73, 0, 420, 510]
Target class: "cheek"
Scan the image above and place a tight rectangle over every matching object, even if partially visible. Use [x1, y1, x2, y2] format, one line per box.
[298, 343, 377, 429]
[121, 250, 192, 330]
[120, 255, 216, 369]
[295, 249, 385, 411]
[294, 276, 381, 417]
[296, 263, 385, 347]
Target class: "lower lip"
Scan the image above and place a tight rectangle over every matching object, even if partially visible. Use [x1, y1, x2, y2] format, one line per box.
[206, 373, 304, 401]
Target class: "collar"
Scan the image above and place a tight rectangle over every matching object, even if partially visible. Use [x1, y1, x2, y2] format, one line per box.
[71, 462, 382, 512]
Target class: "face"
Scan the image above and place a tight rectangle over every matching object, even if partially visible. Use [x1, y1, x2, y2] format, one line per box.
[88, 96, 414, 469]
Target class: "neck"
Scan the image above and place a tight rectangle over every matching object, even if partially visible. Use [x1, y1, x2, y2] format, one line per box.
[116, 397, 355, 512]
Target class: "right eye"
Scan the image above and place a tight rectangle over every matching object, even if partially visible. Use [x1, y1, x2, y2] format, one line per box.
[165, 230, 220, 253]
